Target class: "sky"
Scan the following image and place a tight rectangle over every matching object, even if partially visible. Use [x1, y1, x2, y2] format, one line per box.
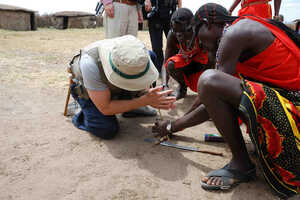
[0, 0, 299, 22]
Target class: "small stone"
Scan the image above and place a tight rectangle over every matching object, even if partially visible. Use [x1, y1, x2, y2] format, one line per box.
[182, 179, 191, 185]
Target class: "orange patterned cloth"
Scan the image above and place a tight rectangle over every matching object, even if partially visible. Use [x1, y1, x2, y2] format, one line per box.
[239, 79, 300, 198]
[232, 15, 300, 198]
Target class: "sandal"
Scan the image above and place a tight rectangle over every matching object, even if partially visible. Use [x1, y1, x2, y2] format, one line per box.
[201, 164, 256, 190]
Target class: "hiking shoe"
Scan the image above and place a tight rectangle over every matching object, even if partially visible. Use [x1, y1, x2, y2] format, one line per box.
[122, 106, 157, 118]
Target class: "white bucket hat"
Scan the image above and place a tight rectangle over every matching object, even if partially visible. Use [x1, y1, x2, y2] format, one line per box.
[98, 35, 159, 91]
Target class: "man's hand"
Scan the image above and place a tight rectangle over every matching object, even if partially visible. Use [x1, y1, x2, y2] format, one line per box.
[104, 3, 114, 18]
[152, 119, 172, 138]
[144, 0, 152, 12]
[141, 86, 176, 110]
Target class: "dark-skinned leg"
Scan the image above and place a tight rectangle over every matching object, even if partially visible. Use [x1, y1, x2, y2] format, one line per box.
[167, 61, 187, 99]
[198, 69, 254, 187]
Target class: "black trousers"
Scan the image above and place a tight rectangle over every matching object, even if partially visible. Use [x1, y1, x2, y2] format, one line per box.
[148, 18, 170, 73]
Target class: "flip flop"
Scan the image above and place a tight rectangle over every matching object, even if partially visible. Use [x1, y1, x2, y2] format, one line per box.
[201, 164, 256, 190]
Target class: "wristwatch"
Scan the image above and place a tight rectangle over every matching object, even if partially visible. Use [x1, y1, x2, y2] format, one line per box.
[166, 120, 173, 134]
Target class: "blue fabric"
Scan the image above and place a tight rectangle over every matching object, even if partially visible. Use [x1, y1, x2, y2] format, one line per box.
[148, 50, 158, 87]
[148, 50, 159, 71]
[71, 84, 119, 140]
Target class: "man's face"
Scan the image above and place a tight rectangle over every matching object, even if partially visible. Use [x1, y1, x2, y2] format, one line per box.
[171, 22, 193, 45]
[196, 23, 219, 52]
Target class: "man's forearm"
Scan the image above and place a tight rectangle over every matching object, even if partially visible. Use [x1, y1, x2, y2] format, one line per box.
[172, 104, 209, 132]
[100, 97, 147, 115]
[184, 96, 201, 116]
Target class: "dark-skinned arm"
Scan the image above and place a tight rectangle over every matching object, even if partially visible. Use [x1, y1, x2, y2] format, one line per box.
[153, 103, 210, 137]
[218, 19, 274, 74]
[167, 25, 248, 135]
[161, 31, 179, 87]
[229, 0, 241, 15]
[216, 32, 243, 75]
[184, 95, 202, 116]
[172, 104, 210, 132]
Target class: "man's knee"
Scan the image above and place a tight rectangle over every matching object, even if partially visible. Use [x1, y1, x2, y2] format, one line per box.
[197, 69, 220, 98]
[166, 61, 175, 73]
[90, 119, 120, 140]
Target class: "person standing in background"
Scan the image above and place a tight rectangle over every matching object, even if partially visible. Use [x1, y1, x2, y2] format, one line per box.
[229, 0, 281, 19]
[102, 0, 144, 38]
[144, 0, 182, 73]
[97, 0, 161, 117]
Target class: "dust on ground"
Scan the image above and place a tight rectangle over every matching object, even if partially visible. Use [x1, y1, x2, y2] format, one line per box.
[0, 28, 297, 200]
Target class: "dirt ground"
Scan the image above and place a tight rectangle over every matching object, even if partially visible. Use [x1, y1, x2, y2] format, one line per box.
[0, 28, 298, 200]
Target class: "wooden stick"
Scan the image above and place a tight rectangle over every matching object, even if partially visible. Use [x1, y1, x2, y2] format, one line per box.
[195, 150, 223, 157]
[158, 109, 163, 120]
[64, 69, 74, 116]
[63, 78, 73, 116]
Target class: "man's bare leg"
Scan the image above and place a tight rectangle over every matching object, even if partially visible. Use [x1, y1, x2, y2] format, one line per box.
[198, 69, 255, 187]
[166, 61, 187, 100]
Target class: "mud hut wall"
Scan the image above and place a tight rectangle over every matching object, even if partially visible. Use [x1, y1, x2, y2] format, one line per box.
[68, 16, 96, 28]
[0, 11, 31, 31]
[52, 17, 64, 29]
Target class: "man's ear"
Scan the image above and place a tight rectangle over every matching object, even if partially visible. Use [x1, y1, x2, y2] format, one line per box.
[202, 18, 212, 30]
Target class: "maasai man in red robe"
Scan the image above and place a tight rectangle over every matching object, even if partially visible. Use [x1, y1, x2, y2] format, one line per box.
[229, 0, 281, 19]
[162, 8, 214, 100]
[153, 3, 300, 199]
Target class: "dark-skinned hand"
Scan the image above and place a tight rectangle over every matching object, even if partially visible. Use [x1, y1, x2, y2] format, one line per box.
[152, 119, 172, 138]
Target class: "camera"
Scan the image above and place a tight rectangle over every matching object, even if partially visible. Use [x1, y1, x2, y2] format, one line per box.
[147, 6, 158, 18]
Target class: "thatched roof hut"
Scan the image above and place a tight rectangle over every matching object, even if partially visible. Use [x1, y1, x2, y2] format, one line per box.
[52, 11, 96, 29]
[0, 4, 37, 31]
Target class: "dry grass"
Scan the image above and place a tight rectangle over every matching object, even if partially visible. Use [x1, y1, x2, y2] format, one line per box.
[1, 28, 299, 200]
[0, 27, 155, 89]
